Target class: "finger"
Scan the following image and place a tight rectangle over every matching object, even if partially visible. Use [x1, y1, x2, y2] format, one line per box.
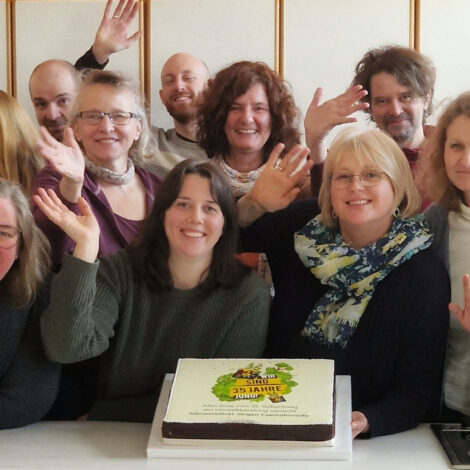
[113, 0, 126, 17]
[282, 145, 311, 174]
[312, 87, 323, 107]
[46, 188, 69, 211]
[63, 128, 81, 153]
[266, 143, 286, 168]
[127, 1, 139, 22]
[126, 30, 142, 45]
[449, 302, 463, 320]
[463, 274, 470, 310]
[121, 0, 135, 20]
[101, 0, 113, 21]
[39, 126, 60, 147]
[77, 197, 93, 217]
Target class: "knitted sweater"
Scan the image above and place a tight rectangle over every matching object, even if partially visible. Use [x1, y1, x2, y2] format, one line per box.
[41, 252, 270, 422]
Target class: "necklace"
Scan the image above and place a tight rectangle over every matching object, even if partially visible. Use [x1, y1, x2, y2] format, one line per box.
[85, 157, 135, 185]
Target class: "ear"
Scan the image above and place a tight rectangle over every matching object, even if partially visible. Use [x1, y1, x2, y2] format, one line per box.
[134, 119, 142, 142]
[159, 89, 165, 105]
[423, 93, 431, 111]
[73, 122, 81, 142]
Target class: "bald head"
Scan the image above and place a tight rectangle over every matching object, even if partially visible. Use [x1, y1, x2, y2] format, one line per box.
[29, 60, 81, 141]
[159, 53, 209, 125]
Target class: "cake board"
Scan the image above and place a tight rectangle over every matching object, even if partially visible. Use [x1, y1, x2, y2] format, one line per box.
[147, 374, 352, 460]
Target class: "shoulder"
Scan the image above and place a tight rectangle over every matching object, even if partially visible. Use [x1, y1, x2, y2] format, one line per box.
[135, 165, 163, 188]
[218, 271, 271, 308]
[424, 203, 448, 226]
[391, 248, 448, 283]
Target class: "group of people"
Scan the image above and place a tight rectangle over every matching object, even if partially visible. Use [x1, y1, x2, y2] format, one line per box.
[0, 0, 469, 442]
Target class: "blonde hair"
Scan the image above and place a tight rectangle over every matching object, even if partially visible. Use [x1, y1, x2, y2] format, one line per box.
[0, 91, 45, 193]
[425, 91, 470, 211]
[70, 70, 155, 164]
[0, 179, 50, 307]
[319, 127, 421, 228]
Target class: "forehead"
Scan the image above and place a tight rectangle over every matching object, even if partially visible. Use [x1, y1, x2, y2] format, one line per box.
[76, 84, 135, 111]
[178, 174, 213, 197]
[161, 55, 206, 81]
[0, 198, 18, 226]
[370, 71, 410, 98]
[334, 149, 376, 170]
[30, 65, 77, 100]
[447, 114, 470, 138]
[234, 82, 268, 103]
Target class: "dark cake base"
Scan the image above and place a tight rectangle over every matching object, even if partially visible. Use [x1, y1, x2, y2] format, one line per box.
[162, 421, 335, 442]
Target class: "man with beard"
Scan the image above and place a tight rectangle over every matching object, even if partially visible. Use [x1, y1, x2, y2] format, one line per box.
[28, 0, 140, 143]
[155, 52, 210, 172]
[306, 45, 435, 204]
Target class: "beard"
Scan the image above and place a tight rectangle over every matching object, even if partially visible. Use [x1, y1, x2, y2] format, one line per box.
[164, 91, 200, 125]
[42, 115, 68, 141]
[382, 112, 418, 146]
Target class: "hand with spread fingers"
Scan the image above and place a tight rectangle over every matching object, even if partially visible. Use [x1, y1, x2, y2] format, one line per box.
[33, 188, 100, 263]
[91, 0, 142, 65]
[304, 85, 369, 164]
[449, 274, 470, 333]
[238, 143, 311, 227]
[351, 411, 370, 439]
[36, 126, 85, 203]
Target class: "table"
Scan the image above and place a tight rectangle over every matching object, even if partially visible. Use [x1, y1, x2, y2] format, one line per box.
[0, 422, 452, 470]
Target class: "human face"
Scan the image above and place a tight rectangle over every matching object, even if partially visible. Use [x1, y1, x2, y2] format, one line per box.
[331, 152, 395, 247]
[0, 198, 19, 281]
[29, 63, 78, 142]
[224, 82, 272, 165]
[159, 53, 209, 124]
[164, 174, 224, 265]
[370, 72, 430, 149]
[444, 114, 470, 206]
[73, 84, 142, 172]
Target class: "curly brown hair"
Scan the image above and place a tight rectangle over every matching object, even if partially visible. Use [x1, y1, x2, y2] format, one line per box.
[351, 45, 436, 118]
[197, 61, 300, 162]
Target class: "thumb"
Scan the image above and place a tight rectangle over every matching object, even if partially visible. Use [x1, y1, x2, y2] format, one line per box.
[312, 87, 323, 107]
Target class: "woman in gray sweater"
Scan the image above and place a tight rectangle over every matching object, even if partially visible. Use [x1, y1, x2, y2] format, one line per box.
[35, 160, 270, 422]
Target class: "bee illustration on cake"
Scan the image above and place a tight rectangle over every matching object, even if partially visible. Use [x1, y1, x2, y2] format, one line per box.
[212, 362, 297, 402]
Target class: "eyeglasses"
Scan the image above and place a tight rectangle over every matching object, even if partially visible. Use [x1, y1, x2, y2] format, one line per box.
[76, 111, 137, 125]
[331, 169, 386, 189]
[0, 225, 22, 249]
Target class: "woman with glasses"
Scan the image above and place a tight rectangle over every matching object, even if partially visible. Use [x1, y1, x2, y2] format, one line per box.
[0, 179, 60, 429]
[31, 69, 161, 267]
[238, 127, 449, 438]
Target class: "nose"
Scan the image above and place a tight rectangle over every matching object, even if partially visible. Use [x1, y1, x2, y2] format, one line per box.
[240, 106, 254, 123]
[462, 149, 470, 167]
[187, 205, 203, 223]
[97, 114, 115, 132]
[388, 98, 403, 116]
[45, 103, 61, 120]
[349, 174, 365, 189]
[175, 76, 186, 91]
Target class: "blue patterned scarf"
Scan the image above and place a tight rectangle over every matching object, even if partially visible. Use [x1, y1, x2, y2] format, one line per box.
[294, 215, 432, 348]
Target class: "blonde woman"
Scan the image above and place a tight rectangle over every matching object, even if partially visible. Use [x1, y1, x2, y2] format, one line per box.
[240, 127, 449, 438]
[0, 91, 44, 193]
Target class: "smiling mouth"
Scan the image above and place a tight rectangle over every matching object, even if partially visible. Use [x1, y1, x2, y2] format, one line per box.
[96, 138, 118, 143]
[182, 230, 205, 238]
[347, 200, 370, 205]
[236, 129, 257, 134]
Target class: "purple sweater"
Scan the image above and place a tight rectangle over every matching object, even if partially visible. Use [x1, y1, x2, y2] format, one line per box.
[31, 164, 162, 267]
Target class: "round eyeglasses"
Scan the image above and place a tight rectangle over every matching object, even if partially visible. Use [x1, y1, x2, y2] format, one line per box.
[331, 170, 386, 189]
[76, 111, 137, 125]
[0, 225, 22, 249]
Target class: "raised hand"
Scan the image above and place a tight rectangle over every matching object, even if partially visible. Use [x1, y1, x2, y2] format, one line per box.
[238, 143, 311, 226]
[449, 274, 470, 333]
[91, 0, 142, 64]
[36, 126, 85, 202]
[33, 188, 100, 263]
[304, 86, 369, 164]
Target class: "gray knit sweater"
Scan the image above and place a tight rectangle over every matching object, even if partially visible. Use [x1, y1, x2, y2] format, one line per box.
[41, 252, 270, 422]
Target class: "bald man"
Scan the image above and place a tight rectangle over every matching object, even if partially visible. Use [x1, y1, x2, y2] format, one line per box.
[29, 60, 81, 142]
[154, 52, 210, 172]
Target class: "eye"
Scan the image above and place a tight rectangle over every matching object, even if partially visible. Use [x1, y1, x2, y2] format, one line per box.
[449, 142, 463, 151]
[0, 231, 13, 238]
[204, 204, 219, 214]
[373, 98, 387, 106]
[183, 75, 195, 82]
[34, 101, 47, 109]
[254, 105, 269, 112]
[229, 104, 241, 112]
[334, 173, 351, 182]
[401, 93, 413, 102]
[58, 97, 69, 106]
[175, 201, 189, 208]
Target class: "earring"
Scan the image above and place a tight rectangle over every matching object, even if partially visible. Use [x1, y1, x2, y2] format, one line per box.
[392, 208, 401, 218]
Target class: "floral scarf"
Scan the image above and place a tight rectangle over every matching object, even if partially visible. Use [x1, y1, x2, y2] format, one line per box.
[294, 215, 432, 348]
